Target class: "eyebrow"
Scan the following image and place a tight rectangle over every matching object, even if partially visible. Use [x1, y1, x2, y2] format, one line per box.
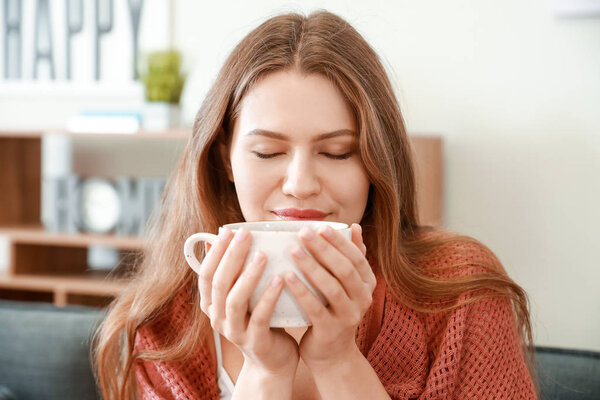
[244, 128, 357, 142]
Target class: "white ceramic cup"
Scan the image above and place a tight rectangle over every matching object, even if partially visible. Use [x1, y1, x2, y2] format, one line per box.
[184, 220, 351, 327]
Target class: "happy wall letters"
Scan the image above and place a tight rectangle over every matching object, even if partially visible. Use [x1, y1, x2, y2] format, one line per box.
[2, 0, 144, 81]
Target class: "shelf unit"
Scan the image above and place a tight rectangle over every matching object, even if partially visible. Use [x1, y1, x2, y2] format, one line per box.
[0, 129, 443, 308]
[0, 129, 187, 307]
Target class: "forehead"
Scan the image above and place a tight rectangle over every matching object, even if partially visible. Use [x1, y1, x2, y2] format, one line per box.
[233, 70, 356, 140]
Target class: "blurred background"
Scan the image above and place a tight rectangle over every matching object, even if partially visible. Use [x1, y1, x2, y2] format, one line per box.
[0, 0, 598, 358]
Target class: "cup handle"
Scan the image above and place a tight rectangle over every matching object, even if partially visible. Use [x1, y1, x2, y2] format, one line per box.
[184, 233, 218, 274]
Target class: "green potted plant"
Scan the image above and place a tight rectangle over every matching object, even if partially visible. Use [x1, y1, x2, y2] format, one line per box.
[139, 49, 186, 130]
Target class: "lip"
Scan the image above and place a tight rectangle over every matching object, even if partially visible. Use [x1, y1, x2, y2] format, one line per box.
[272, 208, 329, 220]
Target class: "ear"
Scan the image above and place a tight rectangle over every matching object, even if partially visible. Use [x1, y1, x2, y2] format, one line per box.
[218, 141, 234, 182]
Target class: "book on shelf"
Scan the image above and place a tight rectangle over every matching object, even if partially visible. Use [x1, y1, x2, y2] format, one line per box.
[66, 110, 142, 134]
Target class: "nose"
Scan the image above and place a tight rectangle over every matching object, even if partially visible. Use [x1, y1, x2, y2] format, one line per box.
[281, 152, 321, 199]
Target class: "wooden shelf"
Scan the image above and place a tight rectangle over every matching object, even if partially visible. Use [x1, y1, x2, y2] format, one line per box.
[0, 226, 140, 307]
[0, 226, 143, 250]
[0, 272, 127, 307]
[0, 272, 127, 295]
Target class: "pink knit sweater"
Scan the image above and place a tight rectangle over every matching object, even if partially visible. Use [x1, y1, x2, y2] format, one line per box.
[134, 239, 536, 399]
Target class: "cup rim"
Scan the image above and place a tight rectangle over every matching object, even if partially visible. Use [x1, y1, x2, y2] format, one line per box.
[222, 220, 349, 231]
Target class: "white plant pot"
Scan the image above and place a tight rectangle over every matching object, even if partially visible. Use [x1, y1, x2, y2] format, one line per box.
[143, 102, 181, 131]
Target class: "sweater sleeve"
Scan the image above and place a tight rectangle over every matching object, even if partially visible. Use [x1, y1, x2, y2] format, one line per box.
[452, 295, 536, 399]
[366, 239, 537, 400]
[420, 238, 537, 399]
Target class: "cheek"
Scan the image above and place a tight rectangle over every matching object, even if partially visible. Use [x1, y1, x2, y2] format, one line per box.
[323, 162, 370, 203]
[231, 158, 278, 204]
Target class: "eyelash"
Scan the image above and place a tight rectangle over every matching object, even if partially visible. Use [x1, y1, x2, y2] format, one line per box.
[252, 152, 352, 160]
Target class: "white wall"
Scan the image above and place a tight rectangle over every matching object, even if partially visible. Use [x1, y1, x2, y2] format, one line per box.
[1, 0, 598, 351]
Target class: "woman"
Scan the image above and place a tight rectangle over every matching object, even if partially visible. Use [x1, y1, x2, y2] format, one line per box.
[94, 10, 537, 399]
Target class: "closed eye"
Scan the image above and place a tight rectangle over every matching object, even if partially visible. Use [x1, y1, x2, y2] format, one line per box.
[322, 152, 352, 160]
[252, 151, 283, 159]
[251, 151, 352, 160]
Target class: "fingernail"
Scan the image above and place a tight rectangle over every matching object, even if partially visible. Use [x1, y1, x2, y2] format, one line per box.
[235, 228, 248, 242]
[299, 227, 315, 240]
[319, 225, 333, 238]
[271, 276, 282, 287]
[253, 250, 265, 264]
[286, 272, 298, 283]
[356, 224, 362, 234]
[291, 245, 306, 259]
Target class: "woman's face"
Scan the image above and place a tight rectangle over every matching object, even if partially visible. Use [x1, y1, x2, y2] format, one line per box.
[221, 70, 370, 225]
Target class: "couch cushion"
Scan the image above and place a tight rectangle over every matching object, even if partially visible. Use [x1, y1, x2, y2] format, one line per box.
[536, 346, 600, 400]
[0, 300, 105, 400]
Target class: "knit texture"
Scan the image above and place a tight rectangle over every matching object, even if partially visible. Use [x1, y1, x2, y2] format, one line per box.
[134, 239, 536, 399]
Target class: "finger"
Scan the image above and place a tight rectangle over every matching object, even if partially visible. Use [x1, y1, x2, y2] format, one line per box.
[351, 223, 367, 256]
[298, 227, 366, 300]
[248, 275, 284, 333]
[211, 228, 252, 324]
[225, 251, 267, 336]
[284, 271, 328, 326]
[290, 243, 353, 313]
[317, 225, 375, 291]
[199, 228, 233, 315]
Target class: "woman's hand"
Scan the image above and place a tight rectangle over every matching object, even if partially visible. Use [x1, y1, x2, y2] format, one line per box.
[198, 227, 299, 377]
[284, 223, 376, 368]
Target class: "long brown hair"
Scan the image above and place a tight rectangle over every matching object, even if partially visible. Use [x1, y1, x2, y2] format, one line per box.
[93, 10, 536, 399]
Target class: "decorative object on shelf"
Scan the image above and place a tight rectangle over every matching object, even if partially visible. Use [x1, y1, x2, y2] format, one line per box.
[2, 0, 144, 81]
[116, 177, 166, 235]
[41, 134, 76, 232]
[42, 175, 80, 233]
[142, 101, 181, 131]
[139, 49, 186, 130]
[79, 178, 122, 234]
[42, 175, 166, 236]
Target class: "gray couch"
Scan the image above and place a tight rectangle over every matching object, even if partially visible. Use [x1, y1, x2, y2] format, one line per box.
[0, 300, 104, 400]
[535, 346, 600, 399]
[0, 300, 598, 399]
